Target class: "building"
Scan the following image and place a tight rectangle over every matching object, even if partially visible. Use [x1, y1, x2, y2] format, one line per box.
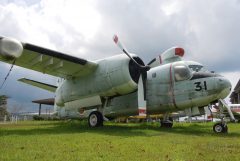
[229, 79, 240, 117]
[230, 79, 240, 104]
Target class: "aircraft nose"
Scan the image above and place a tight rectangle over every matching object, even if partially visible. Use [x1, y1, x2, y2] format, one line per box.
[217, 77, 232, 99]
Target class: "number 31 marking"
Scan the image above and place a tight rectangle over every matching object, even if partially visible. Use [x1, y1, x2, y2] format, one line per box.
[194, 81, 207, 91]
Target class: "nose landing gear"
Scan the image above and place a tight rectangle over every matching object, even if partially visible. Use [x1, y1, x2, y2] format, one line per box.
[212, 99, 236, 133]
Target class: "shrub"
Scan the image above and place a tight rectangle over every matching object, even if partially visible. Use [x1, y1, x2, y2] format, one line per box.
[33, 115, 44, 120]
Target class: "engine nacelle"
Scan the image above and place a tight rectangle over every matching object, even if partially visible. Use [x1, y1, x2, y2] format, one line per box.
[56, 54, 145, 106]
[0, 37, 23, 60]
[95, 54, 144, 96]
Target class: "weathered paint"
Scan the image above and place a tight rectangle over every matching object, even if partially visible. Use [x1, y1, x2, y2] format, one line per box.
[57, 60, 231, 118]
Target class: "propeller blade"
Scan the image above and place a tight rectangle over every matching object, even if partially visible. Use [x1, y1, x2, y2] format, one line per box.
[113, 34, 150, 72]
[113, 35, 148, 116]
[138, 74, 147, 116]
[113, 35, 131, 59]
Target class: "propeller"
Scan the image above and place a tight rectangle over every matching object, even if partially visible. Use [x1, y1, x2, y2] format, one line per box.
[113, 35, 150, 72]
[113, 35, 150, 116]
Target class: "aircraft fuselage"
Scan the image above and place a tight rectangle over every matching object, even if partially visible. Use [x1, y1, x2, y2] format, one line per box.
[55, 59, 231, 118]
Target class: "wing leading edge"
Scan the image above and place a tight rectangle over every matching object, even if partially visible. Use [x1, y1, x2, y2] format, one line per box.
[0, 37, 98, 78]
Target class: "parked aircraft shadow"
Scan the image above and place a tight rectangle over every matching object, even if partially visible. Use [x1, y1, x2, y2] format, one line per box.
[1, 121, 240, 138]
[100, 123, 240, 137]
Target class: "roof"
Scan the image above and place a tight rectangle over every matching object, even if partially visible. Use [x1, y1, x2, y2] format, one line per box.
[234, 79, 240, 91]
[32, 98, 54, 105]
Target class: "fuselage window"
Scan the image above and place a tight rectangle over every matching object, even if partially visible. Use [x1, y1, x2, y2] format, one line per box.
[174, 64, 192, 81]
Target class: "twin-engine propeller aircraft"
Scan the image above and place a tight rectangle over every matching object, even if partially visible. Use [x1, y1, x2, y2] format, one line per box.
[0, 35, 232, 133]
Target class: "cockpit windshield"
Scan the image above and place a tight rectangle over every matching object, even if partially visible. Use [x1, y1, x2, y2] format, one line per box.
[173, 63, 192, 81]
[188, 65, 209, 73]
[188, 65, 203, 72]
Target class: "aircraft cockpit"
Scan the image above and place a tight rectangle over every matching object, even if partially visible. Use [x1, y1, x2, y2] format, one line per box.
[184, 61, 222, 80]
[173, 62, 192, 81]
[185, 61, 209, 73]
[172, 61, 221, 82]
[188, 64, 203, 72]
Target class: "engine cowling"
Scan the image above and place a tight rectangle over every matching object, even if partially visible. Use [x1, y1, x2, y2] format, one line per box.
[0, 37, 23, 60]
[93, 54, 145, 96]
[56, 54, 145, 106]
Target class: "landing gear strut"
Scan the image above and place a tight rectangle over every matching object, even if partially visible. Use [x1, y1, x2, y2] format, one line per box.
[88, 111, 103, 127]
[160, 113, 173, 128]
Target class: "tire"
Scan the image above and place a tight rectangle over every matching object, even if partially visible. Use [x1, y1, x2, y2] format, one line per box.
[213, 123, 228, 133]
[160, 121, 173, 128]
[88, 111, 103, 127]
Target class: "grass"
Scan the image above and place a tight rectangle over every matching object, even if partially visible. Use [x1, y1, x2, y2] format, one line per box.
[0, 121, 240, 161]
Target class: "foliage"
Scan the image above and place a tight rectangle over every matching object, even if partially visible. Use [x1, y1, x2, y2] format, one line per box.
[0, 121, 240, 161]
[32, 115, 44, 120]
[0, 95, 8, 117]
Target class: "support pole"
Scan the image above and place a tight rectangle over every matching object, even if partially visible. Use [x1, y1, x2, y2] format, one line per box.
[238, 93, 240, 104]
[39, 104, 42, 116]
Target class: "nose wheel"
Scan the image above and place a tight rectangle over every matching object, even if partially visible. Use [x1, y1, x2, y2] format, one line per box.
[213, 122, 228, 133]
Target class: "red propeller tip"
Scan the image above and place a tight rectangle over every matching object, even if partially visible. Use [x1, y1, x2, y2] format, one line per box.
[113, 35, 118, 44]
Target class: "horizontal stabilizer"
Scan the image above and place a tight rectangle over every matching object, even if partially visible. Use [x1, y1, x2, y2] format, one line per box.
[18, 78, 57, 92]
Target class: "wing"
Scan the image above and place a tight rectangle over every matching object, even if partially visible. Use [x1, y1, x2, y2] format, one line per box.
[0, 37, 98, 78]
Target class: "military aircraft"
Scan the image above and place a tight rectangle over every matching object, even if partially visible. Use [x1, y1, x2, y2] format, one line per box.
[0, 35, 232, 133]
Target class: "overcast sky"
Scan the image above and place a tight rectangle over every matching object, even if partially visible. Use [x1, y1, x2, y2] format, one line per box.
[0, 0, 240, 112]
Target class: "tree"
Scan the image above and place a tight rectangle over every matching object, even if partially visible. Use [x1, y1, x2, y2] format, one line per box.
[0, 95, 9, 118]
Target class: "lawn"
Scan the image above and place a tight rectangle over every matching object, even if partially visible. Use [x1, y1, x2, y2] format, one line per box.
[0, 120, 240, 161]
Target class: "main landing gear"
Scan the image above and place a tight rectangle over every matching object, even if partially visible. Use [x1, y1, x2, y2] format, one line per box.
[88, 111, 103, 127]
[160, 113, 173, 128]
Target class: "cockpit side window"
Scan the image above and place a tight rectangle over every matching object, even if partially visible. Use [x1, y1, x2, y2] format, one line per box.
[174, 64, 192, 81]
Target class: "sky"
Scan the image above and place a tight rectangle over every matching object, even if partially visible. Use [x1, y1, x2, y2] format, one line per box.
[0, 0, 240, 112]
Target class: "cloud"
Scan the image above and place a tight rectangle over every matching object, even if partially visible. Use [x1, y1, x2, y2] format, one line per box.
[178, 0, 240, 72]
[220, 71, 240, 88]
[95, 0, 240, 71]
[0, 0, 102, 58]
[0, 0, 240, 111]
[219, 71, 240, 103]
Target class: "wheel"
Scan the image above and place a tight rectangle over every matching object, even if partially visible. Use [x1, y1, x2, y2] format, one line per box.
[160, 121, 173, 128]
[213, 123, 228, 133]
[88, 111, 103, 127]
